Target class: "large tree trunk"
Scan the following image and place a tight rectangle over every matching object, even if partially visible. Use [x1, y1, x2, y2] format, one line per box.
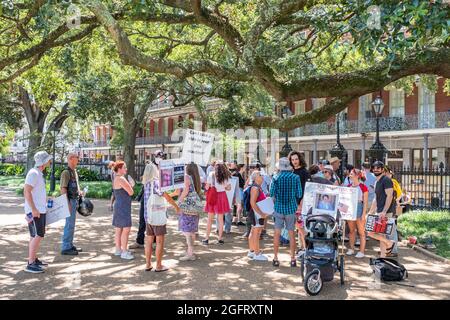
[122, 100, 138, 179]
[26, 127, 44, 172]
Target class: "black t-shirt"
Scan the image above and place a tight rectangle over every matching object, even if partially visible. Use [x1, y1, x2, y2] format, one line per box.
[230, 169, 245, 189]
[375, 175, 395, 213]
[293, 167, 310, 202]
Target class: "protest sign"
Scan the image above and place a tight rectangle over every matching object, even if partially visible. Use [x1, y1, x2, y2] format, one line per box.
[181, 129, 215, 166]
[301, 182, 358, 220]
[46, 195, 71, 225]
[159, 159, 185, 192]
[365, 214, 395, 235]
[225, 177, 239, 210]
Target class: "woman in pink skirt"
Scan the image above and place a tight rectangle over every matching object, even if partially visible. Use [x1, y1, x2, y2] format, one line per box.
[203, 162, 231, 245]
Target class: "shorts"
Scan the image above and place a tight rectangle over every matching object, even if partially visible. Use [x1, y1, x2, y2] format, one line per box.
[274, 212, 296, 231]
[247, 210, 265, 228]
[146, 224, 167, 237]
[28, 214, 46, 238]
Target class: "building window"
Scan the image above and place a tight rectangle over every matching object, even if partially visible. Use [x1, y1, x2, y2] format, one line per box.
[418, 84, 435, 129]
[413, 148, 438, 168]
[359, 94, 372, 120]
[312, 98, 326, 110]
[164, 118, 169, 136]
[317, 151, 328, 162]
[154, 120, 159, 136]
[389, 89, 405, 118]
[295, 100, 306, 115]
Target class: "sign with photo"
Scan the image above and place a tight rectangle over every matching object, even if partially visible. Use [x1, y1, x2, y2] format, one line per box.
[159, 159, 186, 192]
[301, 182, 359, 221]
[181, 129, 215, 166]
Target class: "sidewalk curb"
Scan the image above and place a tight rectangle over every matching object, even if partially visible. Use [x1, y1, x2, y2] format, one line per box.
[407, 243, 450, 265]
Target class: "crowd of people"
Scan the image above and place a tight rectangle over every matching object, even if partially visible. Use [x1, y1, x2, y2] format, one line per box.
[21, 149, 412, 274]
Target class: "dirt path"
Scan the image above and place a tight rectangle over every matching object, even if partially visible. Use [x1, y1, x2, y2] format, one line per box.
[0, 187, 449, 300]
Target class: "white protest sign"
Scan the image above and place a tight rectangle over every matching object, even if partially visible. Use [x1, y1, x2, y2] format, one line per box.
[301, 182, 359, 221]
[225, 177, 239, 210]
[46, 195, 71, 225]
[159, 159, 186, 192]
[181, 129, 215, 166]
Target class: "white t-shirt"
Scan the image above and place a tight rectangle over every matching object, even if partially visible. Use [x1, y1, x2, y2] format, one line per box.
[24, 168, 47, 214]
[207, 171, 230, 192]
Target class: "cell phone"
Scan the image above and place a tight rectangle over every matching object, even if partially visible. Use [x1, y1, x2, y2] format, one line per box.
[25, 212, 33, 224]
[258, 218, 265, 226]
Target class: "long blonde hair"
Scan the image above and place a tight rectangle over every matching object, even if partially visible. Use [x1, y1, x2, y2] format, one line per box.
[142, 163, 159, 185]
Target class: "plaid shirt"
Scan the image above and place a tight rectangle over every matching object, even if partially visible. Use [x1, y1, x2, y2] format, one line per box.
[143, 180, 163, 223]
[270, 171, 302, 215]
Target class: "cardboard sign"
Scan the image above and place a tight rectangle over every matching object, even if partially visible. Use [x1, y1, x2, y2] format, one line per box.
[225, 177, 239, 210]
[301, 182, 359, 221]
[46, 195, 71, 225]
[159, 159, 186, 192]
[181, 129, 215, 166]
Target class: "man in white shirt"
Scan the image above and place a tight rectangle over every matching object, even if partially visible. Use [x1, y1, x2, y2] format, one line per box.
[24, 151, 52, 273]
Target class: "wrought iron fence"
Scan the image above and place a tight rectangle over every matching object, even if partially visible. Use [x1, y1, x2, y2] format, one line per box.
[393, 163, 450, 210]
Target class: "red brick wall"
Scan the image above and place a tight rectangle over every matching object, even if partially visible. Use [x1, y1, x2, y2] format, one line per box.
[305, 98, 312, 112]
[347, 98, 359, 120]
[380, 89, 389, 117]
[405, 85, 418, 115]
[158, 118, 164, 136]
[168, 118, 174, 136]
[436, 78, 450, 113]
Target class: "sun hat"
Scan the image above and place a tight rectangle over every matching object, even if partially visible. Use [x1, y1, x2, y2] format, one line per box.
[329, 157, 341, 164]
[278, 157, 293, 171]
[34, 151, 52, 167]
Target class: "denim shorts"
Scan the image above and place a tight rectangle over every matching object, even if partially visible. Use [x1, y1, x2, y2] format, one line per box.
[273, 212, 296, 231]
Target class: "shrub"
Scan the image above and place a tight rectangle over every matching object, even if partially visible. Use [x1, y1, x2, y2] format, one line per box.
[0, 163, 25, 176]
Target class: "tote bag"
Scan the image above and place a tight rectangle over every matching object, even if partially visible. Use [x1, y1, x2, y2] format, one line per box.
[178, 176, 204, 216]
[146, 181, 167, 226]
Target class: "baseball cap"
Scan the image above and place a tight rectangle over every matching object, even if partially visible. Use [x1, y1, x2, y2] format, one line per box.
[371, 161, 384, 168]
[323, 165, 334, 173]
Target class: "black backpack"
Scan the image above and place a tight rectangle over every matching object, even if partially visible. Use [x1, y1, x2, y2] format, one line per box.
[243, 184, 259, 212]
[369, 258, 408, 281]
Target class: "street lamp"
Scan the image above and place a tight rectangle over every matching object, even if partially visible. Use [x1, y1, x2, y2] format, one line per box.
[368, 95, 387, 164]
[329, 111, 347, 180]
[280, 105, 293, 157]
[255, 111, 265, 163]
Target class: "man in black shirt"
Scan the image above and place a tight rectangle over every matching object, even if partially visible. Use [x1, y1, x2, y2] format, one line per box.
[367, 161, 395, 258]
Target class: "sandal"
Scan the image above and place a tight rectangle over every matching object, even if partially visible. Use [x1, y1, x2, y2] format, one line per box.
[272, 259, 280, 267]
[386, 242, 395, 254]
[145, 267, 153, 272]
[290, 260, 297, 267]
[155, 266, 169, 272]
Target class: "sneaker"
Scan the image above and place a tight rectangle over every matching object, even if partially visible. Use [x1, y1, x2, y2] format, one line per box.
[34, 258, 48, 268]
[25, 262, 44, 274]
[120, 251, 135, 260]
[114, 249, 122, 256]
[129, 243, 145, 250]
[71, 246, 83, 252]
[345, 249, 355, 256]
[247, 251, 255, 259]
[253, 253, 269, 261]
[179, 254, 196, 261]
[201, 239, 209, 245]
[61, 248, 78, 256]
[296, 250, 305, 261]
[355, 252, 365, 258]
[237, 221, 246, 226]
[217, 240, 225, 245]
[355, 239, 361, 246]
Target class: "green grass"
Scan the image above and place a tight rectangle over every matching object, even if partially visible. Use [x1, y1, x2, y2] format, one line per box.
[0, 176, 141, 200]
[398, 210, 450, 259]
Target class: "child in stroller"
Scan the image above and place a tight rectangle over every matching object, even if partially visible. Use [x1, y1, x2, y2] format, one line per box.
[300, 208, 345, 296]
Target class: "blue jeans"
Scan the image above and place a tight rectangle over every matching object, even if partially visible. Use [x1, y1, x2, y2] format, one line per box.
[61, 198, 78, 252]
[215, 212, 233, 233]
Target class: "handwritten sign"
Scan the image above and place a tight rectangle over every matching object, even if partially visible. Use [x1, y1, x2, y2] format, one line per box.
[181, 129, 215, 166]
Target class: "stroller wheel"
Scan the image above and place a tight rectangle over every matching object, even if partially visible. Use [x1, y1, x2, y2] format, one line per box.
[340, 255, 345, 285]
[304, 270, 322, 296]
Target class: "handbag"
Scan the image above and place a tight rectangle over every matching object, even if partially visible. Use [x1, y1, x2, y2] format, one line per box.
[146, 181, 167, 226]
[206, 173, 218, 206]
[178, 176, 204, 216]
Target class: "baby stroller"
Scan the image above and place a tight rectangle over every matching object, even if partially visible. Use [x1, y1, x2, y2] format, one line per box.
[300, 212, 345, 295]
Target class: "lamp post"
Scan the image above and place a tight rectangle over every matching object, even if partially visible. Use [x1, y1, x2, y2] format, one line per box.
[329, 111, 347, 180]
[280, 105, 293, 157]
[49, 127, 58, 193]
[255, 111, 265, 163]
[368, 95, 387, 164]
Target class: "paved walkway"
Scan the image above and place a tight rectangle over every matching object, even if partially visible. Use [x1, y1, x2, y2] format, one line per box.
[0, 187, 449, 300]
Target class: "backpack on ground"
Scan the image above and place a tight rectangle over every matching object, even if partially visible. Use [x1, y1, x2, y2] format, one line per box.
[369, 258, 408, 281]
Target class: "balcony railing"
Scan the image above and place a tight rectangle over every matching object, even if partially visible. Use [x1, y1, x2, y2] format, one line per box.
[290, 111, 450, 137]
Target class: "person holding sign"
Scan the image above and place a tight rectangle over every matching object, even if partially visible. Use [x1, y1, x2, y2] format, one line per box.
[23, 151, 52, 273]
[246, 171, 269, 261]
[345, 169, 369, 258]
[203, 162, 231, 245]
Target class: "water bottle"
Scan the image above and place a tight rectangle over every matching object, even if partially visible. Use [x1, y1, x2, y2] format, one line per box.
[83, 186, 89, 197]
[47, 199, 54, 208]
